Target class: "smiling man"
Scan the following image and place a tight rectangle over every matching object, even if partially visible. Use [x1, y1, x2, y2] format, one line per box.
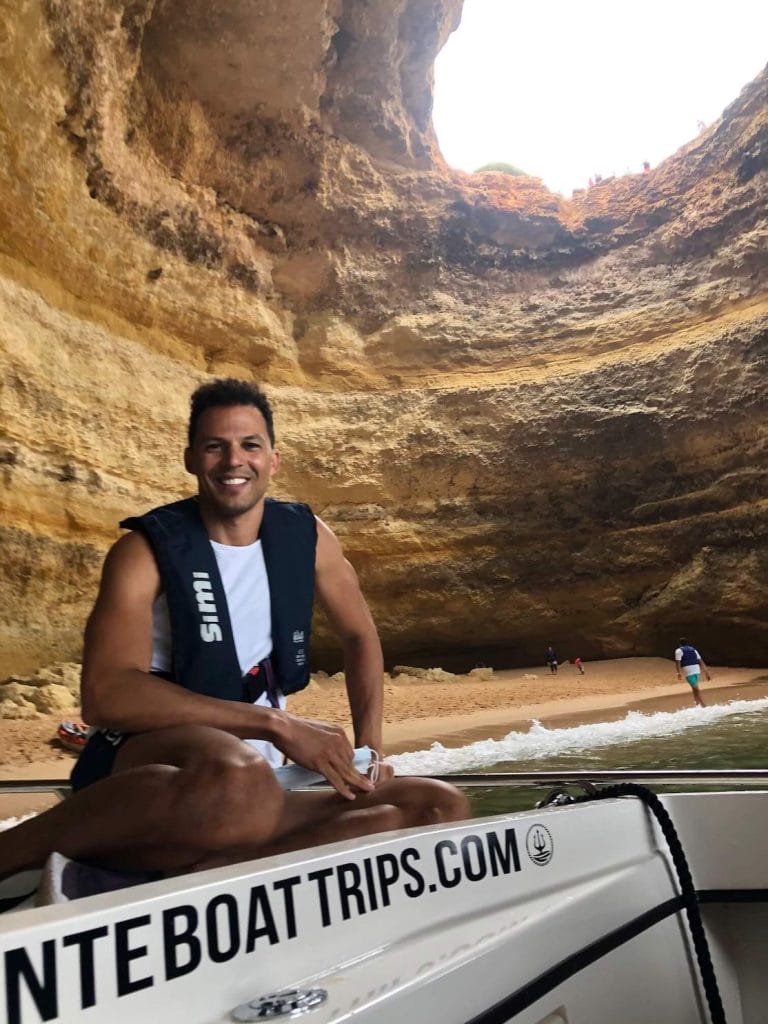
[0, 379, 467, 888]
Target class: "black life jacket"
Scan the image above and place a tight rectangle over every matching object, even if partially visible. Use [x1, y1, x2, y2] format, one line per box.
[120, 497, 316, 702]
[678, 644, 700, 668]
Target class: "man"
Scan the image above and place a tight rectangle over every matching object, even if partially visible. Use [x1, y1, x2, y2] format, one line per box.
[674, 637, 712, 708]
[546, 646, 557, 674]
[0, 379, 467, 890]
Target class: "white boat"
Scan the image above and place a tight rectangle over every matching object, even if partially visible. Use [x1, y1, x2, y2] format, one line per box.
[2, 771, 767, 1024]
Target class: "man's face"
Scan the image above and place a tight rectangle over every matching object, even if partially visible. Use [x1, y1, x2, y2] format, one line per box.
[184, 404, 280, 519]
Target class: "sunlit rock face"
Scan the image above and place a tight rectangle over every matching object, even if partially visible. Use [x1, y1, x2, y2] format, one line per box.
[0, 0, 766, 676]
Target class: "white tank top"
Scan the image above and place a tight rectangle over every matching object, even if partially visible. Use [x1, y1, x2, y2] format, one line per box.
[151, 538, 273, 673]
[150, 538, 286, 766]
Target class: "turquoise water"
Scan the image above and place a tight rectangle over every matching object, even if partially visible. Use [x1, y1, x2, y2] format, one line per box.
[389, 698, 768, 816]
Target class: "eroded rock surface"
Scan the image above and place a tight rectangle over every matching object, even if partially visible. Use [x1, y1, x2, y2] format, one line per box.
[0, 0, 766, 674]
[0, 662, 81, 718]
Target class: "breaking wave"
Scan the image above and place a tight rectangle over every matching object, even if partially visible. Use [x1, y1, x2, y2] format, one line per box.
[388, 697, 768, 775]
[0, 812, 37, 832]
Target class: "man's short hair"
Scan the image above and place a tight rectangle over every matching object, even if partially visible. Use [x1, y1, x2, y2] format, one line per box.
[188, 378, 276, 447]
[678, 637, 688, 646]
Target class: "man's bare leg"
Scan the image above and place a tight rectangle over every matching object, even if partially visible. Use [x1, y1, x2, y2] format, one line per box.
[0, 727, 470, 880]
[115, 728, 470, 854]
[116, 733, 471, 870]
[275, 777, 470, 845]
[0, 726, 285, 879]
[188, 779, 472, 870]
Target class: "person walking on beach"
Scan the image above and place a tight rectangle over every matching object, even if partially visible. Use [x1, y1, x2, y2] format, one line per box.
[674, 637, 711, 708]
[546, 645, 558, 674]
[573, 656, 585, 675]
[0, 378, 468, 902]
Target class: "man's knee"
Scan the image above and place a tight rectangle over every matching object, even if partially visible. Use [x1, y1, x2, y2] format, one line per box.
[388, 778, 471, 827]
[181, 750, 283, 849]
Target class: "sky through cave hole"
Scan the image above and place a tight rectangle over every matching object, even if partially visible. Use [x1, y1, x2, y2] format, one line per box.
[433, 0, 768, 195]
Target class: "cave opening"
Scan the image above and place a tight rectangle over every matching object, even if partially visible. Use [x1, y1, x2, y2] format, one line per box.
[433, 0, 768, 195]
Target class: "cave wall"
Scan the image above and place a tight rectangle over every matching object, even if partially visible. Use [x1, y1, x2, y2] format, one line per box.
[0, 0, 766, 674]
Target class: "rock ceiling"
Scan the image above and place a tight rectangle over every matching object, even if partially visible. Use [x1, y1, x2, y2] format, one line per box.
[0, 0, 766, 674]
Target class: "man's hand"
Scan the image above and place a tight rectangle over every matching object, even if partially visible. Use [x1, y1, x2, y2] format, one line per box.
[369, 754, 395, 786]
[366, 747, 395, 786]
[289, 720, 395, 787]
[275, 713, 375, 800]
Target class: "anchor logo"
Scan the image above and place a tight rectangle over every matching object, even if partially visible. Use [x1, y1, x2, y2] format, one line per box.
[525, 823, 554, 866]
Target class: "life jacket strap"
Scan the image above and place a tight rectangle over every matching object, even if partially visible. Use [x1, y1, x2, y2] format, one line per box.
[243, 656, 280, 708]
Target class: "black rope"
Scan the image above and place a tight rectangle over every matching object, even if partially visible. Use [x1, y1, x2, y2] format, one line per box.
[561, 783, 727, 1024]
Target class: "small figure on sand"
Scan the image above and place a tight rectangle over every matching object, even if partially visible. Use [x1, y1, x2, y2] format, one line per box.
[674, 637, 711, 707]
[573, 656, 585, 675]
[546, 646, 558, 674]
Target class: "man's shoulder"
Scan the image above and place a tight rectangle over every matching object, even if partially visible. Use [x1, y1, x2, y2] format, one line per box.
[98, 530, 160, 597]
[107, 529, 156, 565]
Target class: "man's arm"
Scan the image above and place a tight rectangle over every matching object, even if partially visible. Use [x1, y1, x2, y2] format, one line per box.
[698, 658, 712, 681]
[674, 648, 683, 679]
[314, 518, 385, 756]
[82, 531, 372, 798]
[81, 531, 286, 740]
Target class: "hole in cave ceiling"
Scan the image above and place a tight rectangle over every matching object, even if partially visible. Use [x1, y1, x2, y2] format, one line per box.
[432, 0, 768, 195]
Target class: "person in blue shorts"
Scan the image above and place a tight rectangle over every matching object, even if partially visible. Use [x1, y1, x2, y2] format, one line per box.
[674, 637, 712, 707]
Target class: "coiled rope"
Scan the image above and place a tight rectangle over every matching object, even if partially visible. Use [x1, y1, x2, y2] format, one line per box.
[540, 782, 726, 1024]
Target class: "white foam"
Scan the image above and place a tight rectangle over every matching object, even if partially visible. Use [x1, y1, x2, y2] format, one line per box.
[388, 697, 768, 775]
[0, 812, 38, 832]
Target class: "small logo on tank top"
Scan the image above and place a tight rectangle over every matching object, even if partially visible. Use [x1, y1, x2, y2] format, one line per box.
[192, 571, 223, 642]
[292, 630, 304, 643]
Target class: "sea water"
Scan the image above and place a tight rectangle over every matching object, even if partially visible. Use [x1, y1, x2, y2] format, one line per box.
[388, 696, 768, 816]
[3, 699, 768, 828]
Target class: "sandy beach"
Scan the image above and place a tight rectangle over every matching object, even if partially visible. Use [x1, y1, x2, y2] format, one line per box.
[2, 657, 766, 809]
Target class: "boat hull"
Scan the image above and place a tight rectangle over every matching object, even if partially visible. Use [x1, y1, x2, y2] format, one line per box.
[1, 791, 766, 1024]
